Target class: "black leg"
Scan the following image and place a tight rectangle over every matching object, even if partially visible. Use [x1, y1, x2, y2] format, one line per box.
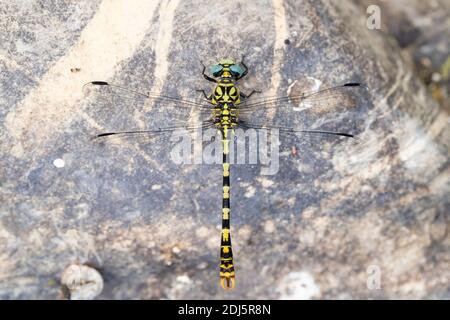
[236, 55, 249, 80]
[200, 61, 217, 83]
[196, 89, 210, 100]
[240, 89, 261, 100]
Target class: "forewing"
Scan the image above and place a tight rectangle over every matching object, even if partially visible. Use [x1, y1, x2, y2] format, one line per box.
[238, 83, 369, 139]
[83, 81, 214, 140]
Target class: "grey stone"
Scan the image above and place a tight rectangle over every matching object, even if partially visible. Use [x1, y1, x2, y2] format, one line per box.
[0, 0, 449, 299]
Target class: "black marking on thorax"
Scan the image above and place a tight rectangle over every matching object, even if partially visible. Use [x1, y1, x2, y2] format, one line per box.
[213, 81, 240, 104]
[211, 80, 240, 128]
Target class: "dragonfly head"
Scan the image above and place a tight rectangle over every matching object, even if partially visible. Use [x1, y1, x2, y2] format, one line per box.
[210, 58, 244, 80]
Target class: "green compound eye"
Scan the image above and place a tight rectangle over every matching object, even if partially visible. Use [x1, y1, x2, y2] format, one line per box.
[210, 64, 224, 76]
[230, 64, 244, 76]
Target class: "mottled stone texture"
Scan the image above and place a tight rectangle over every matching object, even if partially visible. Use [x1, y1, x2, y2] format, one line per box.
[352, 0, 450, 111]
[0, 0, 449, 299]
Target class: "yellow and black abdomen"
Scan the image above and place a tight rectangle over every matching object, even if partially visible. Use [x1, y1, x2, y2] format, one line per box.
[208, 80, 241, 289]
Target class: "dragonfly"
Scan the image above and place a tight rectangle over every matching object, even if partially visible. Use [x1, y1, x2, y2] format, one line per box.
[83, 57, 368, 290]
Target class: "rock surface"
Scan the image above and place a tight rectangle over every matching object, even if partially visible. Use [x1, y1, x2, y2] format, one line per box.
[0, 0, 449, 299]
[352, 0, 450, 111]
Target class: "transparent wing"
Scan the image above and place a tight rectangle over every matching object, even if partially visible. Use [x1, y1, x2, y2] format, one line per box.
[83, 81, 215, 142]
[83, 81, 212, 111]
[239, 83, 365, 110]
[93, 120, 216, 145]
[238, 83, 369, 142]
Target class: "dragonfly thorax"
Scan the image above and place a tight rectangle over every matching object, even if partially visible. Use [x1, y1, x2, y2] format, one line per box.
[210, 81, 241, 104]
[210, 79, 241, 129]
